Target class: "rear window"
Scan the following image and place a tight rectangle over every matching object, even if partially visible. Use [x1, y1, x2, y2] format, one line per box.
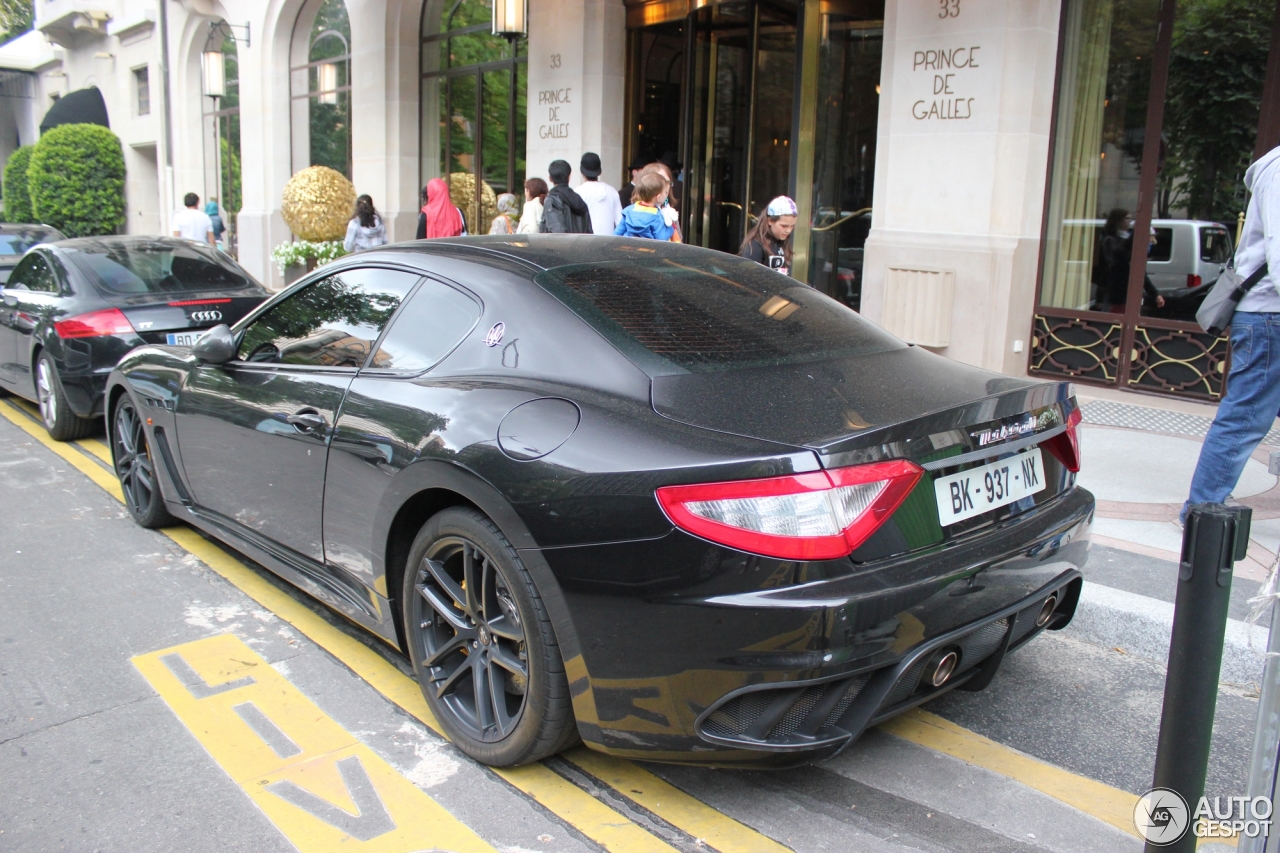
[0, 229, 61, 257]
[1150, 228, 1173, 262]
[533, 257, 903, 375]
[1201, 227, 1232, 263]
[63, 241, 253, 294]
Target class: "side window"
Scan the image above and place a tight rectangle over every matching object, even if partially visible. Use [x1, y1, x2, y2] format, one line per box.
[9, 254, 55, 292]
[367, 279, 481, 372]
[236, 267, 422, 367]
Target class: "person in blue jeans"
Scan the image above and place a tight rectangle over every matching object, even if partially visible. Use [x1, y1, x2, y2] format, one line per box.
[1184, 145, 1280, 520]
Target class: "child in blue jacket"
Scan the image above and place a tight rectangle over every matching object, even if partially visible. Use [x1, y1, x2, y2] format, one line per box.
[614, 171, 679, 241]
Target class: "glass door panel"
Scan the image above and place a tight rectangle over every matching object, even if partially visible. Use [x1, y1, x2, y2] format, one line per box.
[483, 68, 512, 228]
[1039, 0, 1160, 315]
[706, 27, 752, 253]
[1138, 0, 1271, 323]
[746, 13, 796, 219]
[809, 17, 882, 309]
[446, 72, 479, 233]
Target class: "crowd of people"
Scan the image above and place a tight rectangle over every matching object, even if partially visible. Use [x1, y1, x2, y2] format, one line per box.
[332, 151, 801, 277]
[170, 155, 799, 277]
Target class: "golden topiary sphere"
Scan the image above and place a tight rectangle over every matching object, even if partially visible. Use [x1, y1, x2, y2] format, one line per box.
[448, 171, 496, 235]
[281, 165, 356, 242]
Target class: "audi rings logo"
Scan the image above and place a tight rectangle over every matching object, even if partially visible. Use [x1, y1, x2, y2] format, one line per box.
[1134, 788, 1190, 845]
[190, 310, 223, 323]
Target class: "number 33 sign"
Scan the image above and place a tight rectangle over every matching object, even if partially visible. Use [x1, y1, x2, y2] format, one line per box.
[939, 0, 960, 17]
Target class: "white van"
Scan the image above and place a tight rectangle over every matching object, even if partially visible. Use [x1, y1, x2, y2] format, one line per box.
[1146, 219, 1233, 294]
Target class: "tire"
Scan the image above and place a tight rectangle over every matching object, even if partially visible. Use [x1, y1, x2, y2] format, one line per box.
[35, 352, 95, 441]
[111, 395, 176, 529]
[402, 507, 578, 766]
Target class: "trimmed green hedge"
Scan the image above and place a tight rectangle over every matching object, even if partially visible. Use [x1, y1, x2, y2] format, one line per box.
[2, 145, 34, 223]
[28, 124, 125, 237]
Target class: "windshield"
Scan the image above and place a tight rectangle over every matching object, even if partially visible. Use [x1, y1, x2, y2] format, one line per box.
[534, 257, 904, 375]
[0, 229, 62, 259]
[63, 241, 254, 295]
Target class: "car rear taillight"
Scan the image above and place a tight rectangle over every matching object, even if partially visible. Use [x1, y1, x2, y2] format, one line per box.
[1043, 407, 1082, 473]
[1187, 274, 1202, 288]
[167, 298, 232, 306]
[655, 459, 923, 560]
[54, 308, 135, 339]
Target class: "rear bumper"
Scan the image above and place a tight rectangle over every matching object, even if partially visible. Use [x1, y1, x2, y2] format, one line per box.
[59, 367, 111, 417]
[539, 485, 1093, 766]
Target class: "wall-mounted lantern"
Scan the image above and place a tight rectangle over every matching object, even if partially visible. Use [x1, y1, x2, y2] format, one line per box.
[491, 0, 527, 41]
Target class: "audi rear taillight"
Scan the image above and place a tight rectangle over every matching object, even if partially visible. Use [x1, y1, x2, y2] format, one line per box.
[655, 460, 923, 560]
[1043, 407, 1082, 473]
[54, 308, 134, 339]
[167, 298, 232, 306]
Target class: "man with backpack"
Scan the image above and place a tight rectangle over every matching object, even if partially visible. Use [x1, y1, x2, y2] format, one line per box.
[539, 160, 593, 234]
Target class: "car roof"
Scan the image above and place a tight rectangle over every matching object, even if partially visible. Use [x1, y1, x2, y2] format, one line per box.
[0, 223, 61, 234]
[370, 234, 732, 273]
[45, 235, 209, 251]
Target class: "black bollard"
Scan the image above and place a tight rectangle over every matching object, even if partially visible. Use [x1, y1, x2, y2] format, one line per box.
[1145, 503, 1251, 853]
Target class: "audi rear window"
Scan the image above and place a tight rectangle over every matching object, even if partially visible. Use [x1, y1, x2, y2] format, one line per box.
[534, 257, 903, 375]
[0, 229, 61, 256]
[63, 241, 254, 294]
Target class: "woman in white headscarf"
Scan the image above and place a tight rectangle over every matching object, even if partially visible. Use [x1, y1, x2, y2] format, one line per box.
[489, 193, 520, 235]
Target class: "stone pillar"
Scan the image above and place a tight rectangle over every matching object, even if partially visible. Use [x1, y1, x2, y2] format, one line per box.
[861, 0, 1061, 376]
[526, 0, 626, 189]
[347, 0, 424, 244]
[233, 1, 302, 290]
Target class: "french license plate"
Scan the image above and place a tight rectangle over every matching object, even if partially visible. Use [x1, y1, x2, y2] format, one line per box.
[933, 447, 1046, 526]
[166, 331, 201, 347]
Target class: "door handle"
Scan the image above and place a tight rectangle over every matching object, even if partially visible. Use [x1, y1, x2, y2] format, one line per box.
[286, 410, 328, 433]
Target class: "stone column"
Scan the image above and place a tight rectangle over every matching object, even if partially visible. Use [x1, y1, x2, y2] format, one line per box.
[526, 0, 626, 189]
[232, 0, 301, 290]
[347, 0, 424, 244]
[861, 0, 1061, 376]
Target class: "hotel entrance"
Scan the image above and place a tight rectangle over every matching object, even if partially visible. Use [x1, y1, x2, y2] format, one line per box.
[625, 0, 883, 309]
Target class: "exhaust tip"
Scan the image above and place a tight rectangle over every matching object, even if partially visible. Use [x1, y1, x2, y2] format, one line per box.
[1035, 595, 1058, 628]
[925, 649, 960, 688]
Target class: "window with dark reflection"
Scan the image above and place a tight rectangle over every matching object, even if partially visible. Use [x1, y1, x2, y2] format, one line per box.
[236, 268, 421, 368]
[367, 279, 481, 373]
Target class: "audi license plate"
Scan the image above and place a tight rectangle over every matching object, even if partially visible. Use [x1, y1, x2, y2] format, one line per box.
[166, 331, 201, 347]
[933, 447, 1046, 526]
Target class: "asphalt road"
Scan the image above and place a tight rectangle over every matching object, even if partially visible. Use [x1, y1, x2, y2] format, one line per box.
[0, 401, 1255, 852]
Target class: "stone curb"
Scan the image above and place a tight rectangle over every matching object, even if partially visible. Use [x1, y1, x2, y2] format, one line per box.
[1062, 582, 1267, 686]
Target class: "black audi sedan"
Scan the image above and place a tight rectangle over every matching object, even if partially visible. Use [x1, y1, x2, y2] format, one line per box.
[0, 236, 268, 439]
[105, 236, 1091, 768]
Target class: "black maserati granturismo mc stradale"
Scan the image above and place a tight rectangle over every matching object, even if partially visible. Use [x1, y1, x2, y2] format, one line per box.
[106, 236, 1091, 768]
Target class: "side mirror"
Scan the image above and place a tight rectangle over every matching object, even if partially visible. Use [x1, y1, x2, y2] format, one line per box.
[191, 324, 236, 365]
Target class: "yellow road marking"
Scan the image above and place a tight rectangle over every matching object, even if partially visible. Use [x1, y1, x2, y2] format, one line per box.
[563, 746, 793, 852]
[3, 394, 1147, 847]
[159, 532, 682, 853]
[1, 399, 123, 501]
[879, 709, 1141, 839]
[134, 634, 497, 852]
[0, 402, 683, 852]
[79, 436, 113, 465]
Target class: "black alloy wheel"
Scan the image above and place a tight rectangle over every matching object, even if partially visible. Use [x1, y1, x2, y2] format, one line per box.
[112, 397, 175, 529]
[403, 508, 578, 766]
[36, 352, 95, 441]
